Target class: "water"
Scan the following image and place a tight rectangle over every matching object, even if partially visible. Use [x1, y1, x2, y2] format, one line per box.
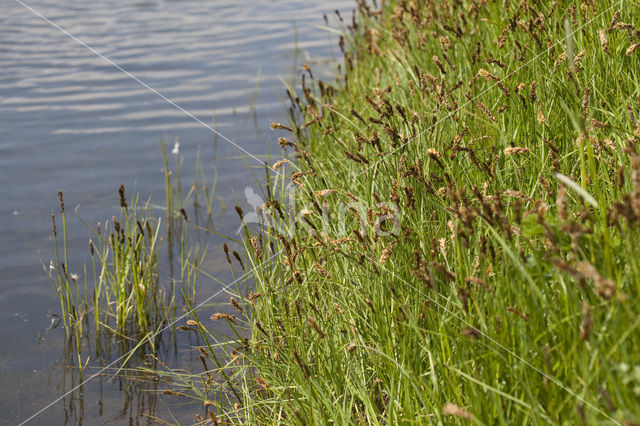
[0, 0, 352, 423]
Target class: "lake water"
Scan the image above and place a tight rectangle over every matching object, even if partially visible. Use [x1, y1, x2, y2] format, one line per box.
[0, 0, 352, 423]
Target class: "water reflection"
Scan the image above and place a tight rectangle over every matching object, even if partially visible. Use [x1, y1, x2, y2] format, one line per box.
[57, 348, 165, 425]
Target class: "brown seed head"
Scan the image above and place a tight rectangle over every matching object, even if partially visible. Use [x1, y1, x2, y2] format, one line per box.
[580, 302, 593, 340]
[223, 243, 231, 264]
[255, 376, 270, 389]
[273, 159, 290, 169]
[557, 185, 568, 221]
[443, 403, 474, 420]
[598, 29, 609, 53]
[210, 312, 237, 324]
[235, 205, 244, 219]
[232, 251, 245, 270]
[307, 317, 325, 338]
[58, 190, 64, 213]
[529, 81, 537, 103]
[537, 101, 547, 124]
[229, 297, 243, 313]
[118, 184, 127, 209]
[379, 242, 393, 264]
[626, 42, 640, 56]
[248, 292, 263, 303]
[270, 122, 292, 132]
[504, 147, 530, 155]
[553, 52, 567, 73]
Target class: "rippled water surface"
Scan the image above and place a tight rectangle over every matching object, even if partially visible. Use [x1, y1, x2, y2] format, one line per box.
[0, 0, 352, 423]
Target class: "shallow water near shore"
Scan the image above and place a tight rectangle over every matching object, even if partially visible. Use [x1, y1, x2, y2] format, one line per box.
[0, 0, 352, 423]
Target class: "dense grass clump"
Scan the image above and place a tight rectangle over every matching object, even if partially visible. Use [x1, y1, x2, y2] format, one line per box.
[185, 0, 640, 423]
[47, 188, 172, 365]
[47, 141, 212, 368]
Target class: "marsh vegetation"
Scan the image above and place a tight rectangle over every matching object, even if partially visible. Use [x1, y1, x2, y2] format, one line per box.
[44, 0, 640, 424]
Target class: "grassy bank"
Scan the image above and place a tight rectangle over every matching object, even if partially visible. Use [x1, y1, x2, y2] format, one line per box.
[191, 0, 640, 423]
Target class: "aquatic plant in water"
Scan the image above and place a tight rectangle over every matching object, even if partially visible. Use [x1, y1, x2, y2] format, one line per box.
[46, 142, 215, 368]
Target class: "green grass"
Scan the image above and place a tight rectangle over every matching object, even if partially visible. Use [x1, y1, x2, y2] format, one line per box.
[184, 0, 640, 424]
